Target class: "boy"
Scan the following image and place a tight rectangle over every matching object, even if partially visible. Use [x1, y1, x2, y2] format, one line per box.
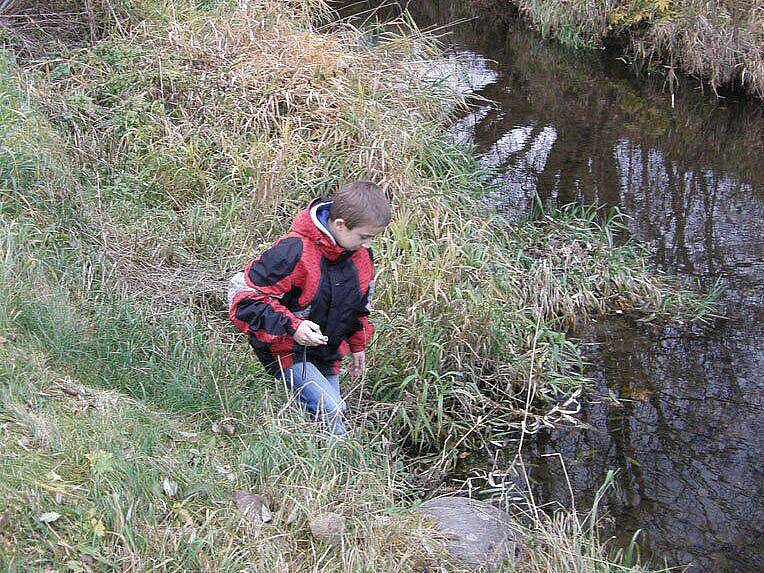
[228, 181, 391, 435]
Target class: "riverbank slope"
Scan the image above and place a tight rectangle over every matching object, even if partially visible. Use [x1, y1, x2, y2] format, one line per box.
[1, 0, 708, 570]
[507, 0, 764, 98]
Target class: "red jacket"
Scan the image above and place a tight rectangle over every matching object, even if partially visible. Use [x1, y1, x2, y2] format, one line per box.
[229, 198, 375, 376]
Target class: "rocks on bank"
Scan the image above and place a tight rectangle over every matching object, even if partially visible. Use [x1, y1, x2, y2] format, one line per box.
[418, 496, 526, 571]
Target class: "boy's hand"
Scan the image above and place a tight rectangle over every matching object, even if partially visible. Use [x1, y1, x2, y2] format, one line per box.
[349, 351, 366, 379]
[294, 320, 328, 346]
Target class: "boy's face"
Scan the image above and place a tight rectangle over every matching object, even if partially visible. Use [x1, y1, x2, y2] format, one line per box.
[330, 219, 384, 251]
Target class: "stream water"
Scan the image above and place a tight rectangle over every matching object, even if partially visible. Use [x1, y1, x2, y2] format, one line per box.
[338, 2, 764, 571]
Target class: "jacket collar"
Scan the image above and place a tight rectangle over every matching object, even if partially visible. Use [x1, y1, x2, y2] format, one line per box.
[292, 198, 346, 260]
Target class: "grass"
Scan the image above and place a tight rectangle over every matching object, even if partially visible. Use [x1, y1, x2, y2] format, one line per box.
[0, 0, 712, 570]
[508, 0, 764, 98]
[1, 340, 442, 571]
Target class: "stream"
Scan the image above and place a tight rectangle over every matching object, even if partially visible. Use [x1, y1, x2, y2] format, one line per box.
[337, 2, 764, 571]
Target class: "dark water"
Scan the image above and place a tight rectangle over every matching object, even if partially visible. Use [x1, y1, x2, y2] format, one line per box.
[337, 2, 764, 571]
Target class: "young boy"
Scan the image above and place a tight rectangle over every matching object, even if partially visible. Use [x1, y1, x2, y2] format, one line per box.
[228, 181, 391, 435]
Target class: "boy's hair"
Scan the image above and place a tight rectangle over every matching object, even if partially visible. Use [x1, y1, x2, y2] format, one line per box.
[330, 180, 391, 229]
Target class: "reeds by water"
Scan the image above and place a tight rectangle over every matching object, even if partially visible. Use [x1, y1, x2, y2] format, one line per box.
[511, 0, 764, 98]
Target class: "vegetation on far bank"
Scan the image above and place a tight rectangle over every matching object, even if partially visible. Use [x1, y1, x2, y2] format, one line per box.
[505, 0, 764, 98]
[1, 0, 708, 570]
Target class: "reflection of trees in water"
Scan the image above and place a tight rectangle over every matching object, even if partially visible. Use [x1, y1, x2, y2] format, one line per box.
[613, 141, 764, 307]
[468, 19, 764, 570]
[412, 2, 764, 211]
[430, 2, 764, 303]
[529, 317, 764, 573]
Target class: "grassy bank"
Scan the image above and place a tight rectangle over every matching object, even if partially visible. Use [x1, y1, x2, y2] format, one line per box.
[2, 0, 704, 570]
[505, 0, 764, 98]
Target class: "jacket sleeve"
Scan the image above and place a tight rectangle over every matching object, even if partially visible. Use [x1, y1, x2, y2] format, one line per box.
[348, 278, 375, 353]
[229, 236, 304, 342]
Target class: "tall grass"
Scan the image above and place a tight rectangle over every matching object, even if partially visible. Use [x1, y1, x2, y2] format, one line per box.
[1, 0, 716, 448]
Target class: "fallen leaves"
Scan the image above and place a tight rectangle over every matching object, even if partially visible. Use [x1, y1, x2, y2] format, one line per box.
[0, 510, 11, 532]
[214, 464, 237, 483]
[285, 503, 300, 525]
[37, 379, 84, 401]
[177, 430, 198, 442]
[211, 420, 236, 436]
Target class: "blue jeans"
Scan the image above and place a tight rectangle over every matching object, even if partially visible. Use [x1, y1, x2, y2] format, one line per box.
[282, 361, 347, 435]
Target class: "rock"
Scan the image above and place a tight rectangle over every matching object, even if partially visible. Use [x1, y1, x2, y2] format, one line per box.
[308, 512, 345, 545]
[418, 496, 524, 571]
[234, 491, 272, 525]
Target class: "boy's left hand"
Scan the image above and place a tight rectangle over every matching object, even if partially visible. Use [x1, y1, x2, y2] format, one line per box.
[349, 351, 366, 379]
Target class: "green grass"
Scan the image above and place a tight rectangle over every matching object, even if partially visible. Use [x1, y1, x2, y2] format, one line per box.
[1, 338, 439, 571]
[0, 1, 710, 570]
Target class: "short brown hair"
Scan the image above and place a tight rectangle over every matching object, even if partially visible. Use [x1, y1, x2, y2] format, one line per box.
[330, 180, 391, 229]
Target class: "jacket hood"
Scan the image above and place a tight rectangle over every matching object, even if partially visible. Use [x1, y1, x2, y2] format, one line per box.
[291, 198, 346, 260]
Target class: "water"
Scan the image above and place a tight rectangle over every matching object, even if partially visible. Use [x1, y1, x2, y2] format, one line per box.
[337, 2, 764, 571]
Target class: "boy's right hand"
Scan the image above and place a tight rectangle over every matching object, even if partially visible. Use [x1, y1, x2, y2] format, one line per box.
[294, 320, 328, 346]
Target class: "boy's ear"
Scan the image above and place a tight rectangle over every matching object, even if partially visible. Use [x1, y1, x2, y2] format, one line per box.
[333, 218, 348, 230]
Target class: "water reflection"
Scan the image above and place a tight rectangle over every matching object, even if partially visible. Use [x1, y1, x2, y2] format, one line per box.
[427, 7, 764, 571]
[336, 2, 764, 571]
[526, 312, 764, 572]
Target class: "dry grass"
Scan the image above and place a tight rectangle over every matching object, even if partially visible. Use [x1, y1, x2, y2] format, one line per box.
[641, 0, 764, 96]
[511, 0, 764, 98]
[0, 0, 129, 57]
[0, 343, 447, 571]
